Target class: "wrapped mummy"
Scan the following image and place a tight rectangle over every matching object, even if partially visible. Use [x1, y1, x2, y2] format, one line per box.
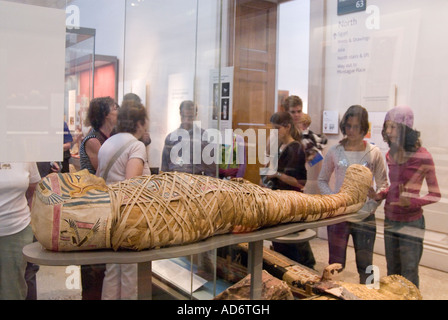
[31, 164, 372, 252]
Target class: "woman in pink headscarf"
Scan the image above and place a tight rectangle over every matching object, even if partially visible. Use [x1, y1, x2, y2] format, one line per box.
[375, 106, 441, 288]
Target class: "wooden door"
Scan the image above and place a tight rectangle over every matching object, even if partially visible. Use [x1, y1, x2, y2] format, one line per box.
[231, 0, 278, 184]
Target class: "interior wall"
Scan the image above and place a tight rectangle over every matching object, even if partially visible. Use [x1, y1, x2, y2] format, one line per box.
[277, 0, 310, 113]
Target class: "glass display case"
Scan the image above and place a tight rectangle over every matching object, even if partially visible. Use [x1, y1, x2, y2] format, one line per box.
[65, 27, 119, 168]
[65, 27, 95, 135]
[5, 0, 448, 302]
[120, 0, 448, 300]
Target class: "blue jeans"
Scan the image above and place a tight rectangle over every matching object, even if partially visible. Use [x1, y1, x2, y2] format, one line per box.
[384, 216, 425, 288]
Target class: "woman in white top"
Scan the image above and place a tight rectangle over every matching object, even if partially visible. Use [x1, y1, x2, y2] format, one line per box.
[318, 105, 389, 284]
[0, 162, 40, 299]
[97, 100, 150, 300]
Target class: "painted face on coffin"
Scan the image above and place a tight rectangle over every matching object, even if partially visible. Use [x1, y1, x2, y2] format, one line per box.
[36, 169, 109, 205]
[32, 170, 112, 251]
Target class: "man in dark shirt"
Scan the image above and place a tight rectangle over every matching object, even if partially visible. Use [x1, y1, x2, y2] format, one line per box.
[161, 100, 216, 177]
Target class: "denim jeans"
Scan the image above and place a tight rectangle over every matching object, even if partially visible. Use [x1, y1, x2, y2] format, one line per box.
[384, 216, 425, 288]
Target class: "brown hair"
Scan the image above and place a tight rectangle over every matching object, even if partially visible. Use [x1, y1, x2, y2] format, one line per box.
[339, 105, 370, 136]
[86, 96, 117, 130]
[179, 100, 197, 114]
[116, 100, 148, 134]
[381, 122, 421, 152]
[270, 111, 302, 142]
[282, 95, 303, 112]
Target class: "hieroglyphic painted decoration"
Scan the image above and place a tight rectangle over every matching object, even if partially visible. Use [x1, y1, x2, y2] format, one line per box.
[60, 218, 101, 247]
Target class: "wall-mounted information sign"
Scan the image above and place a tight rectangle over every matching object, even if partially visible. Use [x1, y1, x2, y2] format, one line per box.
[337, 0, 367, 16]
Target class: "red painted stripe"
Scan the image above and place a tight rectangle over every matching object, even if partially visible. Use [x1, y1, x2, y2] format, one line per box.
[76, 221, 94, 229]
[49, 175, 62, 251]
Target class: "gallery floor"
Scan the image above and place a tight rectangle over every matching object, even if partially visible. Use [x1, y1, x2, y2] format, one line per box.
[35, 237, 448, 300]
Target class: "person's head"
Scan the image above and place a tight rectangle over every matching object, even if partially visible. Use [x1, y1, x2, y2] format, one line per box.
[270, 111, 301, 143]
[298, 113, 312, 131]
[122, 93, 142, 104]
[339, 105, 369, 144]
[179, 100, 197, 130]
[116, 100, 148, 139]
[282, 95, 303, 127]
[382, 106, 421, 151]
[86, 97, 118, 130]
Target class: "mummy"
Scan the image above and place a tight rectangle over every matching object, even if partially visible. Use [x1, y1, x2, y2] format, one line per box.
[31, 164, 372, 252]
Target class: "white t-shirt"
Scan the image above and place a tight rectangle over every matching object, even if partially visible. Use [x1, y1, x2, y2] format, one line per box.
[97, 133, 150, 184]
[0, 162, 41, 236]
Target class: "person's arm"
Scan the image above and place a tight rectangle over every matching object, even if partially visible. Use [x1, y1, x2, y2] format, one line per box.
[125, 142, 148, 179]
[317, 147, 336, 195]
[369, 149, 390, 201]
[125, 158, 144, 179]
[63, 122, 73, 150]
[421, 164, 441, 206]
[26, 162, 41, 208]
[63, 142, 71, 152]
[267, 171, 304, 190]
[406, 154, 441, 207]
[85, 138, 102, 171]
[50, 161, 60, 173]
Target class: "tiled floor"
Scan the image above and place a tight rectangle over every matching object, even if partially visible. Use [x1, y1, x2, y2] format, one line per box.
[35, 237, 448, 300]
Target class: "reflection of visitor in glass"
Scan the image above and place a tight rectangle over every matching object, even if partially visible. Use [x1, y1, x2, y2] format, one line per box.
[161, 100, 216, 177]
[375, 105, 441, 288]
[318, 105, 389, 284]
